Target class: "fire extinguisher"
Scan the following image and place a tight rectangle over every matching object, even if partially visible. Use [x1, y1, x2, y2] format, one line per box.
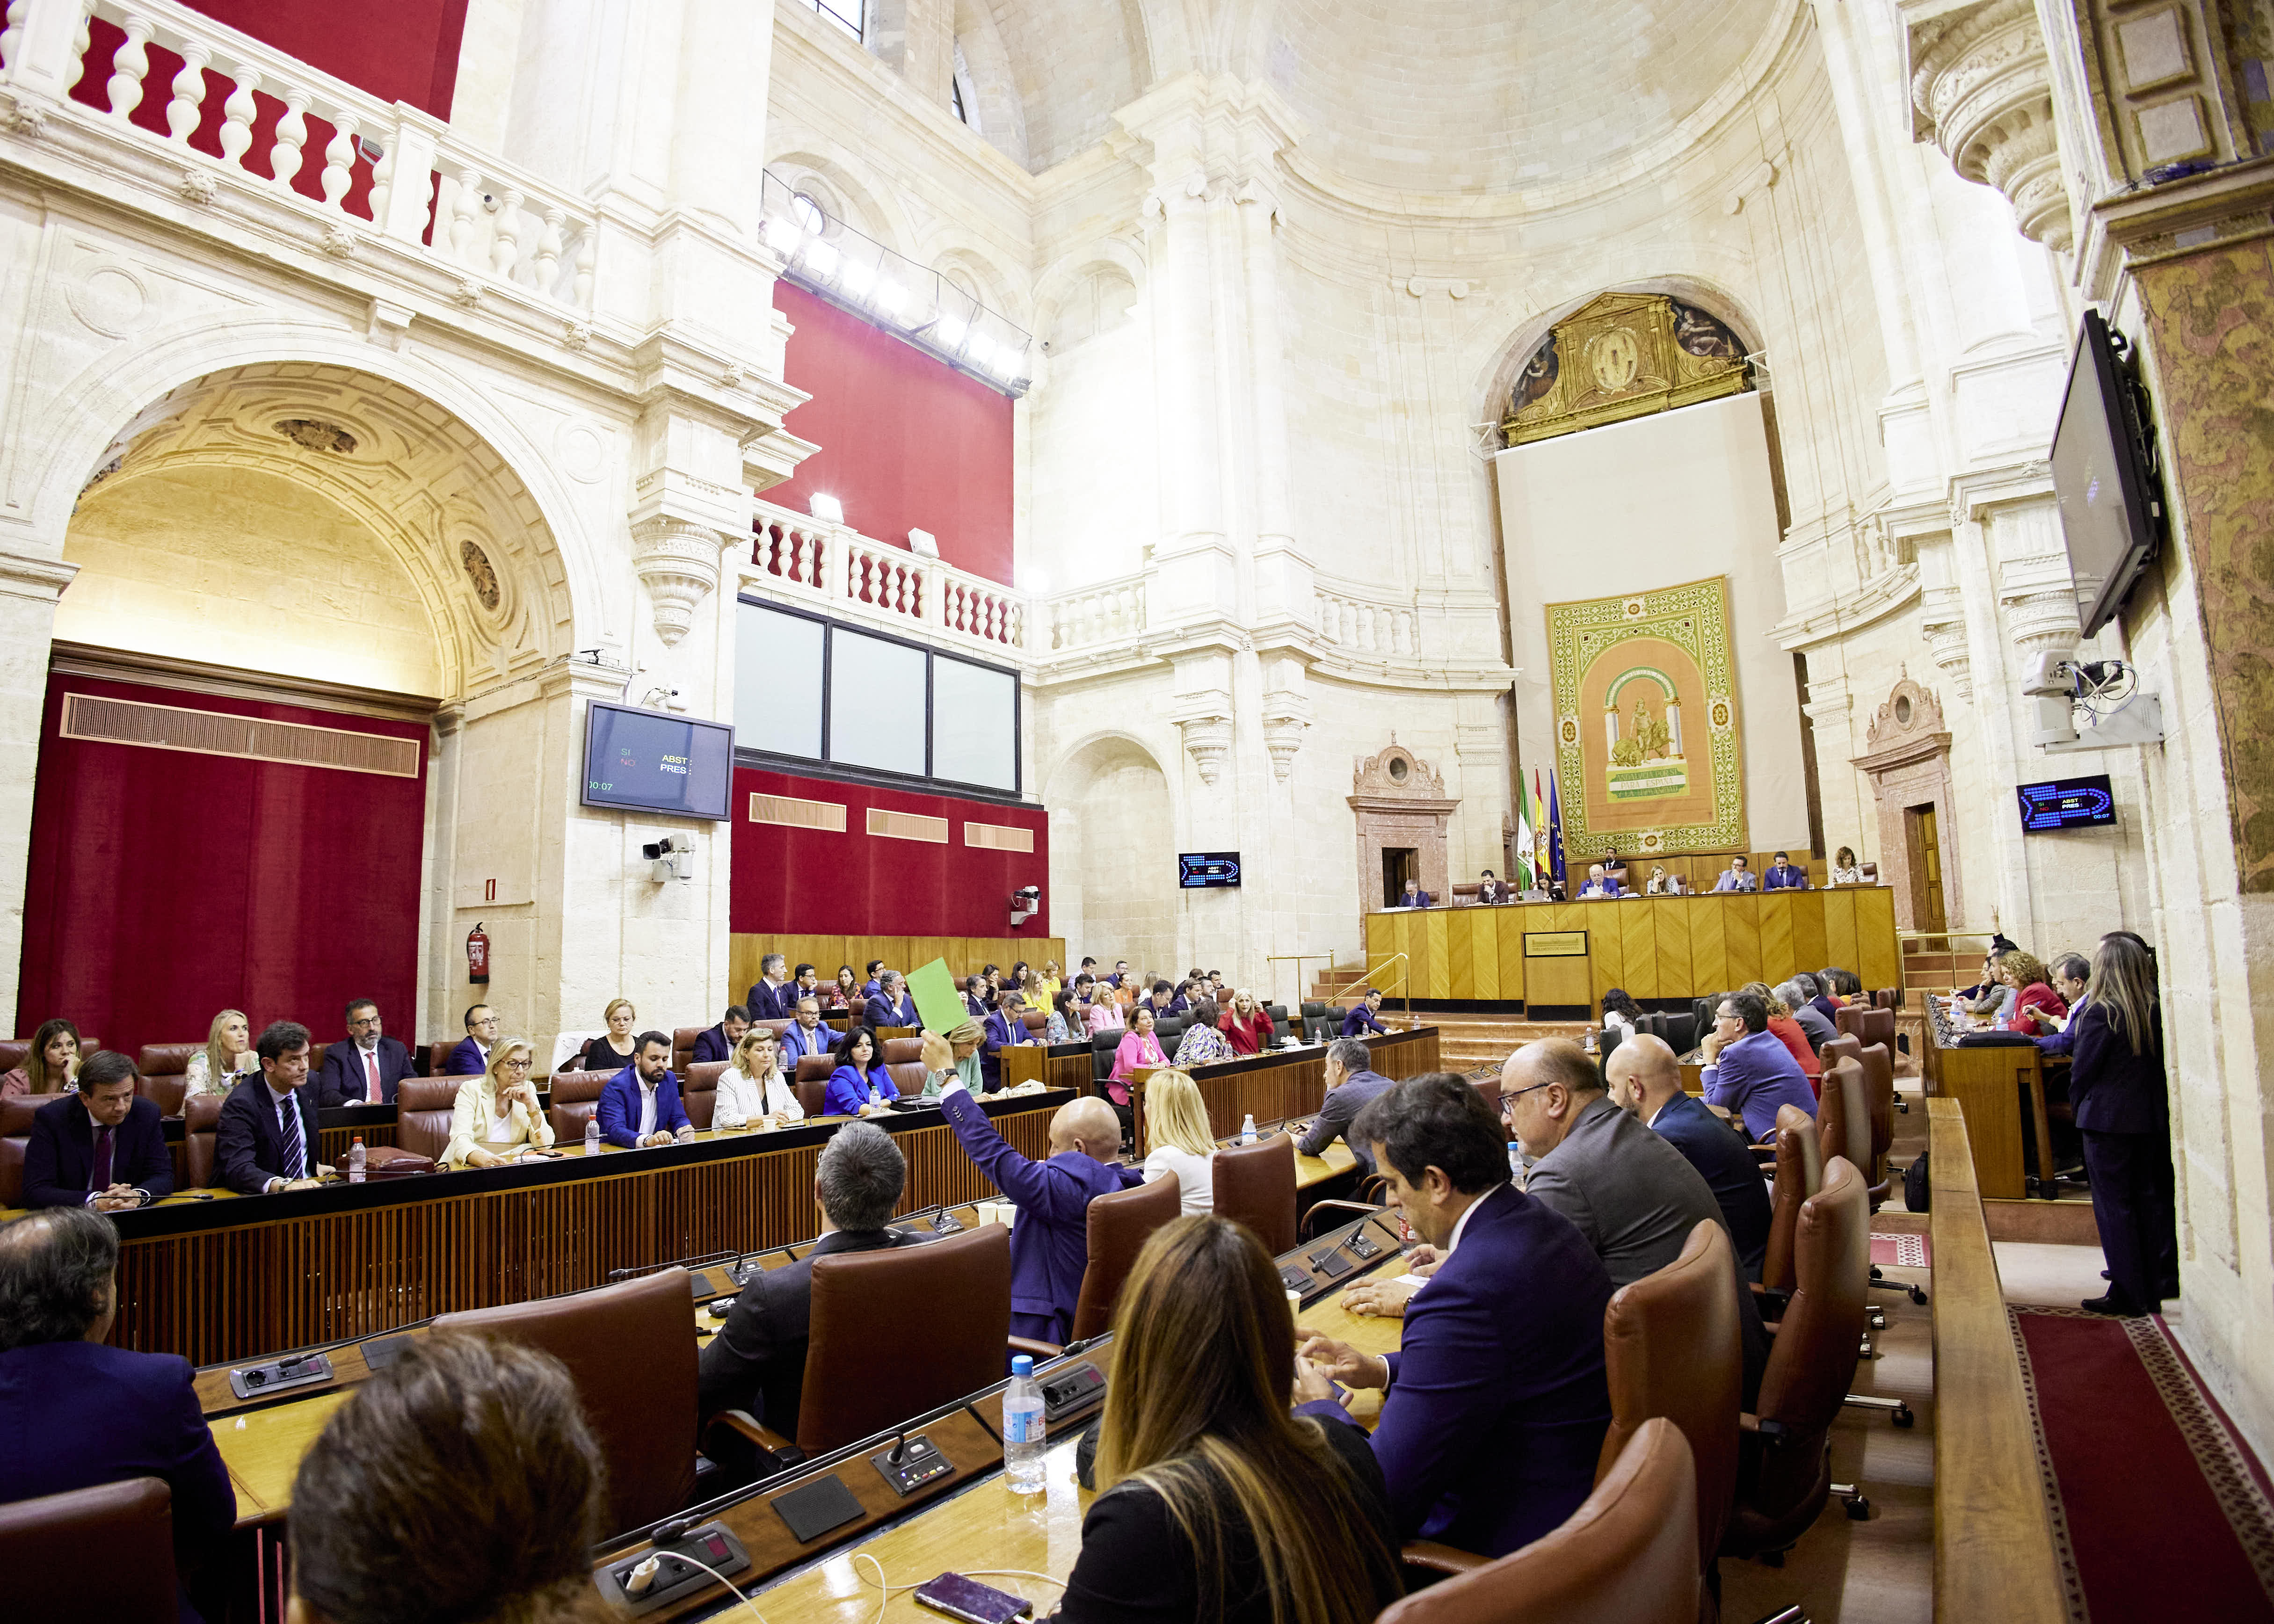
[466, 923, 491, 985]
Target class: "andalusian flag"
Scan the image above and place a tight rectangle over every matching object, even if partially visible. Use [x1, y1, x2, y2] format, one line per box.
[1513, 800, 1536, 889]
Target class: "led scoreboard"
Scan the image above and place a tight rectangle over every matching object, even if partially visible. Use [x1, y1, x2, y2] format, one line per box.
[581, 701, 734, 819]
[2016, 774, 2117, 833]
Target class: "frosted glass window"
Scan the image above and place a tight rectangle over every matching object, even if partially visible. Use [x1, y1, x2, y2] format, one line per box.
[932, 656, 1018, 790]
[735, 602, 824, 760]
[828, 629, 927, 776]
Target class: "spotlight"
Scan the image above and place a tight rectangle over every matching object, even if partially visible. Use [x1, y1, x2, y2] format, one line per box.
[934, 313, 967, 351]
[809, 493, 843, 523]
[873, 283, 908, 321]
[801, 237, 839, 277]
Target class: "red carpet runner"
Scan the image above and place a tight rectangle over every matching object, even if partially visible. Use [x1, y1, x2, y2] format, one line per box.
[2012, 1306, 2274, 1622]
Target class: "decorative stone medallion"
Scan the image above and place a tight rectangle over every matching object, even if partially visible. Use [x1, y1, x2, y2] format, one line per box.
[460, 540, 501, 610]
[274, 418, 357, 454]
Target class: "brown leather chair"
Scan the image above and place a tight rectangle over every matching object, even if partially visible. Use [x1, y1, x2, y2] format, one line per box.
[426, 1040, 458, 1077]
[0, 1040, 24, 1074]
[547, 1071, 608, 1144]
[1816, 1033, 1860, 1076]
[1382, 1419, 1700, 1624]
[1021, 1010, 1048, 1036]
[1816, 1059, 1870, 1184]
[436, 1267, 698, 1537]
[886, 1062, 928, 1097]
[881, 1037, 925, 1066]
[682, 1061, 725, 1130]
[1834, 1003, 1895, 1051]
[0, 1096, 46, 1208]
[723, 1225, 1014, 1460]
[1213, 1134, 1297, 1255]
[1722, 1158, 1871, 1557]
[672, 1027, 707, 1074]
[1758, 1107, 1822, 1298]
[1598, 1221, 1741, 1588]
[133, 1044, 198, 1118]
[183, 1094, 224, 1189]
[1856, 1042, 1895, 1202]
[395, 1078, 463, 1162]
[793, 1054, 835, 1117]
[0, 1475, 179, 1622]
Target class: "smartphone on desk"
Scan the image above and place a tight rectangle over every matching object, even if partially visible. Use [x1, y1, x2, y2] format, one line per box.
[914, 1573, 1032, 1624]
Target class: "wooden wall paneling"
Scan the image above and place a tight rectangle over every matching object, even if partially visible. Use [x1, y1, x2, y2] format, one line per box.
[1395, 914, 1425, 1000]
[1721, 897, 1762, 986]
[1651, 900, 1693, 1003]
[1497, 908, 1527, 1004]
[1613, 901, 1657, 1000]
[1820, 891, 1859, 982]
[1687, 899, 1728, 995]
[1758, 893, 1796, 988]
[1470, 909, 1501, 1002]
[1855, 890, 1900, 988]
[1447, 908, 1475, 999]
[1423, 912, 1451, 998]
[1584, 903, 1620, 1003]
[1787, 894, 1829, 984]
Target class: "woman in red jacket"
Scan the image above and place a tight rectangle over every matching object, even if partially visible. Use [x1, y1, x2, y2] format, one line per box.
[1999, 949, 2068, 1036]
[1218, 990, 1276, 1056]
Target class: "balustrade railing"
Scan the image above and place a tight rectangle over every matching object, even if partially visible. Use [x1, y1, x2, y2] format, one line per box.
[1044, 575, 1146, 651]
[6, 0, 596, 313]
[748, 496, 1024, 652]
[1315, 587, 1416, 656]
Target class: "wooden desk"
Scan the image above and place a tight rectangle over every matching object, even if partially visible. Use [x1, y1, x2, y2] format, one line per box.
[1927, 1098, 2065, 1624]
[100, 1093, 1070, 1368]
[1366, 890, 1901, 1008]
[1921, 1002, 2043, 1200]
[1124, 1028, 1439, 1156]
[1000, 1042, 1091, 1095]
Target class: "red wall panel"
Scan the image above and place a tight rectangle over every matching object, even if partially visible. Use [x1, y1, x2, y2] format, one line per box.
[767, 283, 1016, 587]
[17, 676, 429, 1063]
[182, 0, 470, 116]
[732, 768, 1047, 938]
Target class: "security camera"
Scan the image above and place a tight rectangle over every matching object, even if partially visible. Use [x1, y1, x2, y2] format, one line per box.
[1010, 884, 1041, 927]
[642, 833, 696, 882]
[2019, 652, 2079, 748]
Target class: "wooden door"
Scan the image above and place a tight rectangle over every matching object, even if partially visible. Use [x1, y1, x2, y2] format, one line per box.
[1905, 805, 1947, 931]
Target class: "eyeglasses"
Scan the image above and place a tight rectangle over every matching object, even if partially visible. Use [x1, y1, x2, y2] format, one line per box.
[1498, 1081, 1552, 1117]
[471, 1015, 499, 1029]
[346, 1014, 381, 1029]
[502, 1058, 532, 1071]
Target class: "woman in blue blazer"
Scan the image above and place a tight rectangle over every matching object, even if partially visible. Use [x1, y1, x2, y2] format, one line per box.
[2069, 933, 2175, 1315]
[824, 1026, 899, 1116]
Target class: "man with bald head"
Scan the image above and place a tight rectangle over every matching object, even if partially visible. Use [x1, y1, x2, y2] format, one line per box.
[934, 1050, 1142, 1344]
[1606, 1034, 1771, 1280]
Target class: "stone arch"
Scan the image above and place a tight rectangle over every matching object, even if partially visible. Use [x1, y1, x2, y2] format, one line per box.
[1474, 273, 1769, 431]
[21, 327, 601, 698]
[761, 145, 913, 254]
[928, 242, 1026, 326]
[1033, 241, 1147, 357]
[1042, 729, 1181, 972]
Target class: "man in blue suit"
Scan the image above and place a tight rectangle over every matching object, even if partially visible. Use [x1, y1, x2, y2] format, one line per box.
[315, 998, 417, 1107]
[745, 954, 799, 1022]
[1711, 855, 1759, 892]
[1608, 1035, 1771, 1279]
[597, 1032, 693, 1148]
[1297, 1039, 1396, 1176]
[23, 1052, 173, 1210]
[933, 1050, 1141, 1344]
[864, 970, 919, 1030]
[691, 1006, 752, 1066]
[1297, 1072, 1613, 1559]
[0, 1205, 236, 1604]
[779, 996, 834, 1069]
[1341, 988, 1389, 1037]
[446, 1003, 498, 1076]
[1398, 879, 1433, 908]
[1577, 863, 1625, 899]
[981, 995, 1036, 1091]
[1700, 991, 1817, 1141]
[2029, 953, 2092, 1057]
[1761, 851, 1810, 890]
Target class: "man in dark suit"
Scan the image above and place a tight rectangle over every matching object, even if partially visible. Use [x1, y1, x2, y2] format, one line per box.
[1577, 863, 1625, 899]
[1607, 1034, 1772, 1280]
[692, 1006, 752, 1066]
[1341, 988, 1389, 1037]
[596, 1032, 693, 1148]
[446, 1003, 498, 1076]
[315, 998, 417, 1108]
[216, 1022, 329, 1194]
[745, 954, 798, 1022]
[1762, 850, 1810, 890]
[981, 995, 1035, 1091]
[962, 975, 993, 1020]
[779, 996, 834, 1069]
[1712, 855, 1759, 892]
[22, 1051, 173, 1210]
[864, 970, 919, 1030]
[1398, 879, 1433, 908]
[1475, 869, 1515, 906]
[698, 1121, 912, 1465]
[934, 1053, 1141, 1344]
[1297, 1039, 1396, 1175]
[0, 1206, 236, 1601]
[1297, 1072, 1612, 1559]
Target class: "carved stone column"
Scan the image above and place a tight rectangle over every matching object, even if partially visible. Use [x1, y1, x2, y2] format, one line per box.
[1901, 0, 2073, 253]
[631, 518, 727, 646]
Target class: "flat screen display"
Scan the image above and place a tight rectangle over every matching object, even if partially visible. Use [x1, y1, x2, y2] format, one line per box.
[2050, 311, 2159, 636]
[2017, 774, 2116, 833]
[1179, 852, 1242, 889]
[581, 702, 733, 819]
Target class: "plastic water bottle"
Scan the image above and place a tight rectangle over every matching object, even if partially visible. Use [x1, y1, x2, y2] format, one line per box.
[869, 1083, 883, 1109]
[584, 1115, 601, 1156]
[1240, 1114, 1257, 1145]
[348, 1137, 366, 1184]
[1003, 1355, 1046, 1494]
[1508, 1141, 1524, 1186]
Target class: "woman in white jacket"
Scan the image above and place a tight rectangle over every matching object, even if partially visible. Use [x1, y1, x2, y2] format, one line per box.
[1140, 1069, 1216, 1216]
[443, 1041, 554, 1167]
[713, 1027, 805, 1130]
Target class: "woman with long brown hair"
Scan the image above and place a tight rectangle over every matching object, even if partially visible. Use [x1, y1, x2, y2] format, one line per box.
[1059, 1213, 1399, 1624]
[2070, 932, 2174, 1315]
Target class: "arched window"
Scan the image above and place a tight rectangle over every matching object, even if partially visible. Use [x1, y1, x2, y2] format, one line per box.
[788, 191, 825, 235]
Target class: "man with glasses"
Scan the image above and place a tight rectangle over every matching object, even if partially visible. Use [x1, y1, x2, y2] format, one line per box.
[447, 1005, 500, 1076]
[316, 999, 415, 1108]
[1700, 990, 1816, 1142]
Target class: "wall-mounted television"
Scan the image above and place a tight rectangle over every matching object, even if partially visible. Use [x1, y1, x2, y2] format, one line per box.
[2017, 774, 2117, 833]
[1179, 852, 1242, 889]
[2050, 309, 2164, 637]
[581, 701, 734, 819]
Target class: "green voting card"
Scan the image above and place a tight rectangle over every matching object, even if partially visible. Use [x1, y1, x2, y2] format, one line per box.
[907, 958, 965, 1033]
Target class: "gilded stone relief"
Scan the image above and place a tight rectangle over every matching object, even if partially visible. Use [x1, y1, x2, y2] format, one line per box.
[2137, 239, 2274, 891]
[1501, 293, 1751, 445]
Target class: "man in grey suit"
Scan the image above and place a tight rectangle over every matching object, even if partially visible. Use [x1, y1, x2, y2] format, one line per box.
[1298, 1039, 1397, 1175]
[1505, 1038, 1765, 1395]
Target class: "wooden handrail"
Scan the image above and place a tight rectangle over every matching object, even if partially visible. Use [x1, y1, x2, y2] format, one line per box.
[1927, 1096, 2065, 1624]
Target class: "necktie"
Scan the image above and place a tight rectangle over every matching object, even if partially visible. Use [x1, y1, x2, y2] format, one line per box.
[280, 1096, 305, 1180]
[91, 1126, 114, 1191]
[364, 1049, 381, 1103]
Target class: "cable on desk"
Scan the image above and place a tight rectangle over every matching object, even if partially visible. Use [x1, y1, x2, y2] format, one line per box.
[661, 1551, 770, 1623]
[853, 1552, 1068, 1623]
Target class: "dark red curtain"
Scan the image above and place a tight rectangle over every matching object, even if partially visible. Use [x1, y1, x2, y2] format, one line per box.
[732, 768, 1046, 937]
[17, 675, 429, 1062]
[766, 284, 1016, 587]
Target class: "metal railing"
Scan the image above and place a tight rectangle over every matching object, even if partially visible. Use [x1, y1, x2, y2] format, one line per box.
[1351, 952, 1411, 1024]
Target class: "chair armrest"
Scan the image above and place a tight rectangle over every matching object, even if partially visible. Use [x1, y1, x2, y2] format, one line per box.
[1400, 1540, 1490, 1579]
[1737, 1412, 1791, 1446]
[1299, 1199, 1387, 1240]
[1007, 1336, 1063, 1361]
[707, 1409, 805, 1468]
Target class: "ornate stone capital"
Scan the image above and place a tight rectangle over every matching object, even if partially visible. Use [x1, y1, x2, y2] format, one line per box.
[1918, 586, 1974, 703]
[1261, 690, 1312, 783]
[1903, 0, 2073, 252]
[1170, 688, 1235, 787]
[631, 518, 727, 647]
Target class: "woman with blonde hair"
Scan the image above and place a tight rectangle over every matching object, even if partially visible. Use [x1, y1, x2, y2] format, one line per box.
[713, 1027, 803, 1130]
[576, 999, 640, 1073]
[1139, 1070, 1215, 1215]
[443, 1040, 555, 1168]
[1217, 990, 1275, 1056]
[1085, 985, 1125, 1037]
[183, 1009, 254, 1097]
[1059, 1214, 1399, 1623]
[2070, 933, 2173, 1314]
